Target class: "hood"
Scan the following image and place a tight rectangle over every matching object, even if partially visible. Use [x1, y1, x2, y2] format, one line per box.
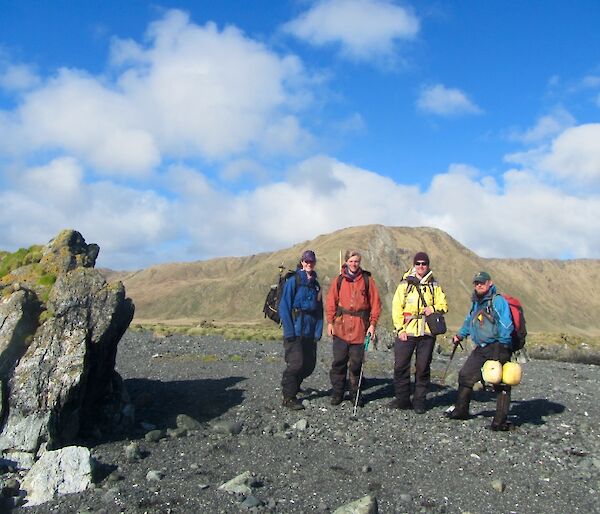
[402, 267, 434, 285]
[341, 264, 363, 281]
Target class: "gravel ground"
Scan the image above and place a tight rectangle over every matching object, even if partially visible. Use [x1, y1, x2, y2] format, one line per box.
[15, 330, 600, 514]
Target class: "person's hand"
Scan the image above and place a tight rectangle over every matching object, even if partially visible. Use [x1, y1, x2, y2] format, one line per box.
[423, 306, 434, 316]
[327, 322, 334, 337]
[452, 334, 463, 347]
[367, 324, 375, 338]
[399, 331, 408, 342]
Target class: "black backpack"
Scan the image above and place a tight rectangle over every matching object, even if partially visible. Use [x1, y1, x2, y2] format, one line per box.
[263, 268, 298, 324]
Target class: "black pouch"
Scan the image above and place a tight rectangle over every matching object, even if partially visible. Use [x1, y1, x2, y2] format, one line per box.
[425, 312, 447, 336]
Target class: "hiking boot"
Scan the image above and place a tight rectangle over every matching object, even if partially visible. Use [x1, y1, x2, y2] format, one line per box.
[445, 386, 471, 420]
[330, 395, 343, 406]
[388, 398, 412, 410]
[413, 402, 426, 414]
[489, 388, 511, 431]
[282, 397, 305, 410]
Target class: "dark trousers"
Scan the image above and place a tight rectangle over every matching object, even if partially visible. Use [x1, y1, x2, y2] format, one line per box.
[458, 343, 512, 388]
[281, 337, 317, 399]
[393, 335, 435, 404]
[329, 337, 365, 397]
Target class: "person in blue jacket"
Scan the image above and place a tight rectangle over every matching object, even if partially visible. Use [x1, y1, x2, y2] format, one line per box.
[445, 271, 515, 430]
[278, 250, 323, 410]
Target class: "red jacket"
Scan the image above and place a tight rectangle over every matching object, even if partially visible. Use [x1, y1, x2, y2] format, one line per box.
[326, 266, 382, 344]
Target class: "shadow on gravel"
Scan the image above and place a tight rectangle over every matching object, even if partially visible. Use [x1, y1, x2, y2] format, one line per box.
[477, 398, 566, 426]
[124, 375, 246, 432]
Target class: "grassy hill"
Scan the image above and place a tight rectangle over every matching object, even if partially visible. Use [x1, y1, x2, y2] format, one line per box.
[105, 225, 600, 336]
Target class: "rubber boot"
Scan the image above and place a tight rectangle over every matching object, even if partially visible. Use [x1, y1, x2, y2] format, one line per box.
[282, 396, 305, 410]
[490, 387, 511, 431]
[445, 386, 472, 420]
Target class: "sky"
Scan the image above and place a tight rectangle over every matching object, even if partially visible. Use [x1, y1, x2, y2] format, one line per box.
[1, 0, 600, 270]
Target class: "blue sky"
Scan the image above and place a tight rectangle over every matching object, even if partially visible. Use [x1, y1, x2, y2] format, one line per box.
[1, 0, 599, 269]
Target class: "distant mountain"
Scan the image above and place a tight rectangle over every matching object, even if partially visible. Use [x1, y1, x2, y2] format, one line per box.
[106, 225, 600, 334]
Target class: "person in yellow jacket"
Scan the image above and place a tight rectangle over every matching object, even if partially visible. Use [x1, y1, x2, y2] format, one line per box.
[390, 252, 448, 413]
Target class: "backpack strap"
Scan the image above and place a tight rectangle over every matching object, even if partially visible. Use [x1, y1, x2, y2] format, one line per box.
[335, 270, 371, 322]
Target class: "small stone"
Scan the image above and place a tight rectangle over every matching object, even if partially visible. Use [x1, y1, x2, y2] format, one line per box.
[218, 471, 253, 495]
[167, 427, 188, 438]
[145, 429, 166, 442]
[101, 487, 120, 504]
[146, 470, 164, 481]
[292, 419, 309, 431]
[241, 495, 262, 509]
[491, 479, 506, 492]
[176, 414, 202, 430]
[1, 477, 20, 497]
[124, 442, 142, 462]
[361, 465, 372, 473]
[106, 471, 125, 483]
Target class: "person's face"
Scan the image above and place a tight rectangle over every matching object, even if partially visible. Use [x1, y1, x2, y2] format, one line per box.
[473, 279, 492, 296]
[346, 255, 361, 273]
[414, 260, 429, 278]
[302, 259, 316, 272]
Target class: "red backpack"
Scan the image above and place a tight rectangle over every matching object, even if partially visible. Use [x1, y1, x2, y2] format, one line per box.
[498, 294, 527, 351]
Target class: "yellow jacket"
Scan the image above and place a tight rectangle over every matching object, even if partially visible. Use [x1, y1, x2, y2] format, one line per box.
[392, 269, 448, 336]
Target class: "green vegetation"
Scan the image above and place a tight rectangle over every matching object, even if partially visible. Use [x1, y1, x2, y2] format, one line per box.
[131, 322, 282, 342]
[0, 245, 44, 278]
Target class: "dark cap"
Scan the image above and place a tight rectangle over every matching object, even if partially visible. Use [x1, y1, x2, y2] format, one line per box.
[473, 271, 491, 283]
[413, 252, 429, 265]
[301, 250, 316, 263]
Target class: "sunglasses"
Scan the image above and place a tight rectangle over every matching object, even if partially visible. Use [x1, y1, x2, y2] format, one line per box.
[473, 281, 486, 285]
[415, 261, 428, 266]
[304, 260, 316, 264]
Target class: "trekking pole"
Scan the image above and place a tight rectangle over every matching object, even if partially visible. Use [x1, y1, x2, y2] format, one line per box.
[352, 332, 371, 417]
[439, 337, 463, 385]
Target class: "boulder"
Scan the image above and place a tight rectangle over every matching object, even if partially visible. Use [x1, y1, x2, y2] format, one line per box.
[21, 446, 93, 506]
[0, 230, 134, 470]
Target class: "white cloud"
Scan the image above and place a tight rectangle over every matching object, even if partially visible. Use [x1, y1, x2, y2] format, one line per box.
[509, 107, 575, 144]
[1, 9, 313, 176]
[417, 84, 482, 116]
[2, 150, 599, 269]
[0, 157, 173, 269]
[0, 63, 40, 91]
[539, 124, 600, 184]
[283, 0, 419, 61]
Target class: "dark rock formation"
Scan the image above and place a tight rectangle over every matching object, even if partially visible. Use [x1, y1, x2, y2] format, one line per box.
[0, 230, 134, 470]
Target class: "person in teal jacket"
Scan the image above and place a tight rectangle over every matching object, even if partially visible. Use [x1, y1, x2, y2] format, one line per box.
[446, 271, 515, 431]
[278, 250, 323, 410]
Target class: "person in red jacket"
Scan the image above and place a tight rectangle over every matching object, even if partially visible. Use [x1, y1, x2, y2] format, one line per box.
[326, 250, 382, 407]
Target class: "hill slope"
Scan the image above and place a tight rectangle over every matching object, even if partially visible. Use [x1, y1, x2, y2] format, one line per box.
[108, 225, 600, 334]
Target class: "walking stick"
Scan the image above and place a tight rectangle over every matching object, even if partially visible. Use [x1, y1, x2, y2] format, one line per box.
[352, 332, 371, 417]
[439, 338, 463, 385]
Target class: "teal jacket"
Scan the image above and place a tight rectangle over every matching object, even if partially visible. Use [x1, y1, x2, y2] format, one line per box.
[457, 285, 513, 347]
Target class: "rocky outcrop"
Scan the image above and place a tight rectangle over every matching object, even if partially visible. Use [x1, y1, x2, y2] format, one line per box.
[0, 230, 134, 473]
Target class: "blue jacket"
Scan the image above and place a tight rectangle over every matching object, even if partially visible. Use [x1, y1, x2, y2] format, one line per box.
[457, 284, 513, 347]
[278, 269, 323, 341]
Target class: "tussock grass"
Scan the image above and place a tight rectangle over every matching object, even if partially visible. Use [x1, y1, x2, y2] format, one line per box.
[435, 331, 600, 366]
[131, 321, 281, 342]
[129, 323, 600, 366]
